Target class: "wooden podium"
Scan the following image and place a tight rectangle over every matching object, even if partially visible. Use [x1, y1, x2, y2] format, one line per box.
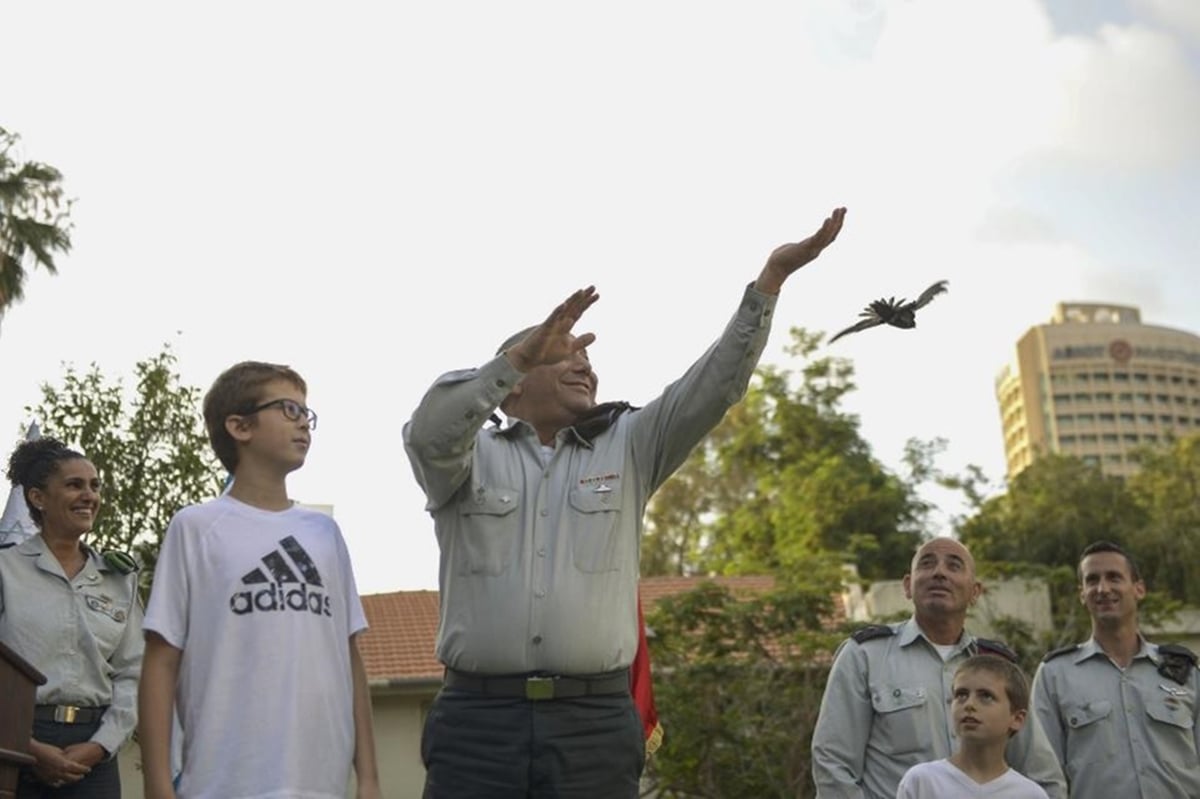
[0, 640, 45, 798]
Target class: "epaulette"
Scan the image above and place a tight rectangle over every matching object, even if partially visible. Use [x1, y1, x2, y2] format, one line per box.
[102, 550, 139, 575]
[973, 637, 1019, 664]
[1157, 643, 1198, 686]
[851, 624, 896, 644]
[0, 542, 16, 550]
[1042, 644, 1080, 663]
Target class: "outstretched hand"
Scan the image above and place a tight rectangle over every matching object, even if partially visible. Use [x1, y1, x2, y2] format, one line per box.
[505, 286, 599, 373]
[756, 206, 847, 295]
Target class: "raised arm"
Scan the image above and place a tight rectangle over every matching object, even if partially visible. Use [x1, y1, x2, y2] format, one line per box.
[755, 207, 846, 295]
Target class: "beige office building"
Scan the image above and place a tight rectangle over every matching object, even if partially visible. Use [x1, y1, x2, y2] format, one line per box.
[996, 302, 1200, 480]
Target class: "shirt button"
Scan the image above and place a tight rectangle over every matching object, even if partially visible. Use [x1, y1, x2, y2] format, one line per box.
[537, 548, 546, 557]
[893, 689, 901, 697]
[539, 509, 548, 517]
[532, 635, 543, 645]
[464, 411, 476, 420]
[535, 590, 545, 598]
[496, 379, 507, 388]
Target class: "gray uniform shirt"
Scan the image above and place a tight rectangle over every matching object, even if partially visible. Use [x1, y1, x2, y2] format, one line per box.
[1031, 637, 1200, 799]
[403, 284, 775, 674]
[0, 534, 143, 755]
[811, 617, 1066, 799]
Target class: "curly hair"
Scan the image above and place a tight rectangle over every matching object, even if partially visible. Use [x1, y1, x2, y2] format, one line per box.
[6, 436, 86, 529]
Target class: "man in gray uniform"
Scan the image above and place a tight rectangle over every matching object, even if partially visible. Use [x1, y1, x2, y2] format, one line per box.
[404, 207, 846, 798]
[811, 537, 1066, 798]
[1031, 540, 1200, 798]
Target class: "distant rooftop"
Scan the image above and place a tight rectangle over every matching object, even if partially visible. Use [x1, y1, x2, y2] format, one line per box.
[1051, 302, 1141, 325]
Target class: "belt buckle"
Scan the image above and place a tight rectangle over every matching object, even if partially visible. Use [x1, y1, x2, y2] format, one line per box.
[525, 676, 555, 701]
[54, 706, 79, 723]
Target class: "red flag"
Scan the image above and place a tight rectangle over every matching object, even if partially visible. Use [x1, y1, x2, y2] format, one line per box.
[630, 591, 663, 755]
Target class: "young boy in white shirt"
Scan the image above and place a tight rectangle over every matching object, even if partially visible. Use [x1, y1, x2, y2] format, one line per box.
[138, 361, 381, 799]
[897, 655, 1048, 798]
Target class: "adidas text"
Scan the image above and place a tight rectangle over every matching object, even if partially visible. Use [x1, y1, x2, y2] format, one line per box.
[230, 582, 332, 616]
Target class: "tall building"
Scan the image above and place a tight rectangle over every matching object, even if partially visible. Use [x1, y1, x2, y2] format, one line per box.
[996, 302, 1200, 479]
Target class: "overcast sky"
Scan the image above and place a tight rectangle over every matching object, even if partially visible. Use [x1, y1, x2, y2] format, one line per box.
[3, 0, 1198, 595]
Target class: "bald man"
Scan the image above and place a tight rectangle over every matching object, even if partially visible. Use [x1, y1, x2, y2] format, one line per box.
[811, 538, 1066, 799]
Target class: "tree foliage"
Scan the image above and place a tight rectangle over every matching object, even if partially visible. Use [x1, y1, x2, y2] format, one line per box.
[641, 560, 847, 798]
[642, 327, 929, 581]
[0, 126, 73, 313]
[28, 345, 222, 593]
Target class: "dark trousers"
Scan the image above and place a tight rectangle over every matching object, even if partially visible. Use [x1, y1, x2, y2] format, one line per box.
[421, 688, 645, 799]
[17, 718, 121, 799]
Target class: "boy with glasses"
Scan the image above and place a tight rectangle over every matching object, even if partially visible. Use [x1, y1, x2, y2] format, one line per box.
[139, 361, 381, 799]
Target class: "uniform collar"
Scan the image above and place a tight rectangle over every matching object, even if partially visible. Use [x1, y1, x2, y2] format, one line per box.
[901, 616, 973, 654]
[491, 401, 635, 449]
[1077, 635, 1154, 665]
[17, 533, 108, 581]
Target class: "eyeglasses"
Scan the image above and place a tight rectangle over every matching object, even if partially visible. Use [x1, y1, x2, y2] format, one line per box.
[243, 398, 318, 430]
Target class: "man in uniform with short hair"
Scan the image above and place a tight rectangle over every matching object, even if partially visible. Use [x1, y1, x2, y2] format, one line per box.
[811, 537, 1066, 798]
[1031, 540, 1200, 798]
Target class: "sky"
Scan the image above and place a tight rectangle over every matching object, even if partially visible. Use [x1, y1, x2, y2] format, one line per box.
[3, 0, 1198, 595]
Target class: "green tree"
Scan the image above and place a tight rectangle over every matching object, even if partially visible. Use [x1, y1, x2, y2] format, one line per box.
[0, 126, 73, 314]
[642, 328, 928, 580]
[641, 558, 847, 799]
[1126, 434, 1200, 604]
[28, 345, 222, 592]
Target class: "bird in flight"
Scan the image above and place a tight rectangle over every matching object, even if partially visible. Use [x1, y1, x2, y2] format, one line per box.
[828, 280, 948, 344]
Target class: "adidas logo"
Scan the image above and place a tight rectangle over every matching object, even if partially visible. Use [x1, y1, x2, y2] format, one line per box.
[230, 535, 332, 617]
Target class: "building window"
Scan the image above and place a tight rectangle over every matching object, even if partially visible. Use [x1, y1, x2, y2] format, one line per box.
[1134, 373, 1149, 383]
[1160, 415, 1173, 424]
[1099, 413, 1115, 422]
[1144, 434, 1159, 443]
[1136, 393, 1153, 403]
[1056, 415, 1074, 426]
[1075, 373, 1091, 383]
[1081, 434, 1098, 443]
[1154, 374, 1168, 383]
[1074, 394, 1093, 403]
[1060, 435, 1077, 445]
[1175, 395, 1188, 405]
[1094, 392, 1113, 402]
[1179, 417, 1191, 426]
[1114, 373, 1131, 383]
[1082, 455, 1100, 466]
[1120, 413, 1136, 423]
[1053, 393, 1071, 403]
[1105, 454, 1123, 464]
[1156, 394, 1170, 404]
[1102, 433, 1119, 443]
[1092, 373, 1111, 383]
[1123, 433, 1139, 443]
[1139, 414, 1155, 424]
[1078, 414, 1096, 424]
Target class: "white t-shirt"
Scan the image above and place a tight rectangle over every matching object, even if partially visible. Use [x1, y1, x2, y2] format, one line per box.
[144, 495, 368, 799]
[897, 759, 1049, 798]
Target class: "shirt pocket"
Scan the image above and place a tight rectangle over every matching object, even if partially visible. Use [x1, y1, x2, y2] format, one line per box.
[1063, 699, 1115, 766]
[568, 483, 623, 573]
[1145, 695, 1200, 770]
[869, 684, 930, 756]
[81, 590, 132, 656]
[456, 486, 520, 576]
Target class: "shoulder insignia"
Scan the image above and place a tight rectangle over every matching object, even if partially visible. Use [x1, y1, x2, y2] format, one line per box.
[851, 624, 896, 644]
[1158, 643, 1198, 686]
[1042, 643, 1081, 663]
[102, 550, 139, 575]
[973, 637, 1019, 664]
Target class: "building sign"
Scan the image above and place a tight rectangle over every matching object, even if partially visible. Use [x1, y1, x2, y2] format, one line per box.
[1050, 340, 1200, 365]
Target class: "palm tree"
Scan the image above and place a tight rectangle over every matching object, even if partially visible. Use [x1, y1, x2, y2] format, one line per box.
[0, 126, 73, 316]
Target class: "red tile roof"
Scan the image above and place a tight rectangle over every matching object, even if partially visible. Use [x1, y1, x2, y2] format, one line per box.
[357, 575, 822, 684]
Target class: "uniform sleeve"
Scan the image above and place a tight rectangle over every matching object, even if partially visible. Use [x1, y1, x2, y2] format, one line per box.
[142, 515, 190, 650]
[626, 284, 776, 496]
[92, 581, 144, 756]
[1010, 663, 1068, 799]
[811, 639, 871, 799]
[403, 358, 525, 511]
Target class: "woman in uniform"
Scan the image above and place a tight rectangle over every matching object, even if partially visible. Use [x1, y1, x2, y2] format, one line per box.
[1, 437, 143, 798]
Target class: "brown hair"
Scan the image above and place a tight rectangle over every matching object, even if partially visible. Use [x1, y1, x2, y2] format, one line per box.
[955, 654, 1030, 713]
[203, 361, 306, 473]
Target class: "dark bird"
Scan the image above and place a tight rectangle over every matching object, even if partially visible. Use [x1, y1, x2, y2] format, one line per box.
[828, 280, 949, 344]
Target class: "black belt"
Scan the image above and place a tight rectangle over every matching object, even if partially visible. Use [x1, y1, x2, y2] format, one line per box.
[444, 667, 630, 701]
[34, 705, 107, 724]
